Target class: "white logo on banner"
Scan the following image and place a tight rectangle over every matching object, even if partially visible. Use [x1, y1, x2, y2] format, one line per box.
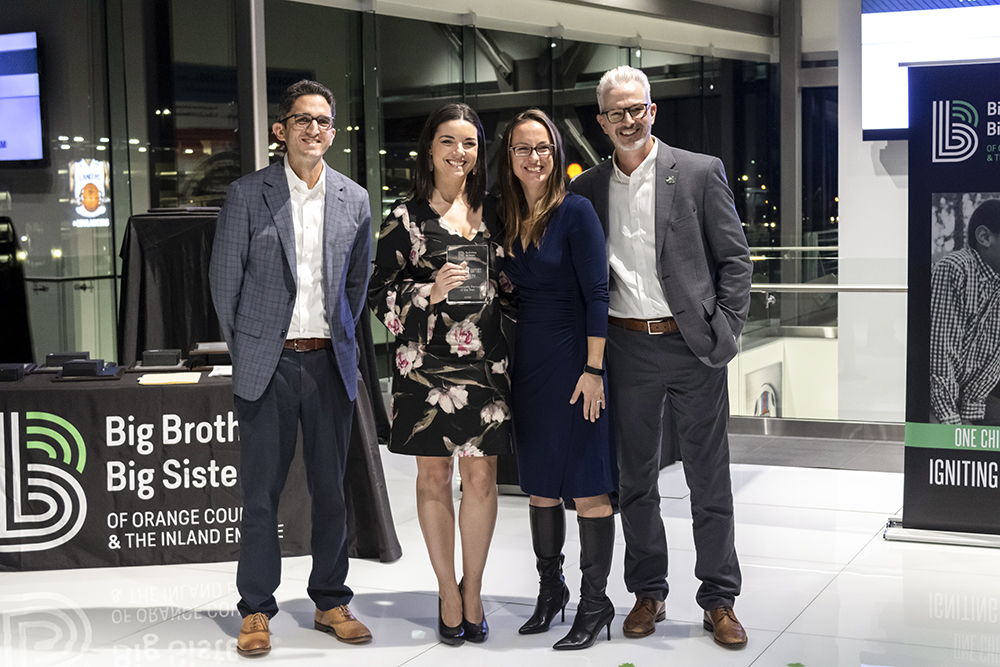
[0, 412, 88, 552]
[932, 100, 979, 163]
[0, 593, 92, 667]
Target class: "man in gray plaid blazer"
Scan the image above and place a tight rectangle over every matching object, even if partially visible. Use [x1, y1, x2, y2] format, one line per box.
[210, 80, 372, 657]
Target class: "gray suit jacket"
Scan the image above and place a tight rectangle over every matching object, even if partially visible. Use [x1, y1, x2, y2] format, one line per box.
[210, 160, 371, 401]
[569, 142, 752, 368]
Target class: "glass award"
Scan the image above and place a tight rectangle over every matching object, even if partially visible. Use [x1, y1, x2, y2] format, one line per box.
[446, 245, 489, 304]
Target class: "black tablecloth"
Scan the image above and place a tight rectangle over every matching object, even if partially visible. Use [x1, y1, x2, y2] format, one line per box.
[0, 372, 400, 571]
[0, 216, 33, 364]
[117, 211, 223, 368]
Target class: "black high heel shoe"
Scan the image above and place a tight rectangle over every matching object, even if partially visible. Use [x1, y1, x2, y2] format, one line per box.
[459, 579, 489, 643]
[519, 504, 570, 635]
[552, 514, 616, 651]
[437, 597, 465, 646]
[552, 597, 614, 650]
[519, 580, 570, 634]
[462, 611, 489, 643]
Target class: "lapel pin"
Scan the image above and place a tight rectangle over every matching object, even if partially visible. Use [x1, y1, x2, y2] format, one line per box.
[665, 175, 676, 184]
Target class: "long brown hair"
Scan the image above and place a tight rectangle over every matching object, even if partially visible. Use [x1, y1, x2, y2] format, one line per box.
[410, 103, 488, 211]
[497, 109, 566, 255]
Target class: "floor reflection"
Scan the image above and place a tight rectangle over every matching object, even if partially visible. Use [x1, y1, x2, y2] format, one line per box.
[5, 454, 1000, 666]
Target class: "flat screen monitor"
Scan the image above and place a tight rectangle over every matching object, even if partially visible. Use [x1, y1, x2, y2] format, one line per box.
[861, 0, 1000, 141]
[0, 31, 43, 165]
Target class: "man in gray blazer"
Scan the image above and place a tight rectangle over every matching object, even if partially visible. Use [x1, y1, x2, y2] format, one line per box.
[569, 66, 752, 648]
[210, 80, 372, 657]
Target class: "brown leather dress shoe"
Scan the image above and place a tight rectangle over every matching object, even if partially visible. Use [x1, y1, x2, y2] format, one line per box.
[314, 605, 373, 644]
[623, 597, 666, 638]
[703, 606, 748, 648]
[237, 612, 271, 656]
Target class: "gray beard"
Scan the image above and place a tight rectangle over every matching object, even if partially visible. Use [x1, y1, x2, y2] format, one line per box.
[615, 133, 648, 152]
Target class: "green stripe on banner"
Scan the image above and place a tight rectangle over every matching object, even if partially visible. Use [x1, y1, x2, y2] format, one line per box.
[905, 422, 1000, 451]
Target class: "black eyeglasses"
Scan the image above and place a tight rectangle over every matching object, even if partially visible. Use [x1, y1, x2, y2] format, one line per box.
[510, 143, 555, 158]
[598, 103, 649, 124]
[277, 113, 334, 131]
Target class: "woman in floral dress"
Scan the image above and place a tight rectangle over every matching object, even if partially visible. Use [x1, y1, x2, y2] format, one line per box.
[369, 103, 511, 646]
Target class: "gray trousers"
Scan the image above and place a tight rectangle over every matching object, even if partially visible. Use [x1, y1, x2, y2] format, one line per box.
[607, 326, 741, 610]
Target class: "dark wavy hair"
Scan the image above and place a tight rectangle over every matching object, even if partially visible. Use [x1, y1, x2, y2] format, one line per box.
[275, 79, 335, 123]
[968, 199, 1000, 251]
[497, 109, 566, 255]
[410, 103, 488, 211]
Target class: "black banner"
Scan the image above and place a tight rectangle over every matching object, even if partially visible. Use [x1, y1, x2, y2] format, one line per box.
[905, 61, 1000, 532]
[0, 374, 311, 570]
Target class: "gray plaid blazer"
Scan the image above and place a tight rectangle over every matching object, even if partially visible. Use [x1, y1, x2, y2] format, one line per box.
[569, 142, 751, 368]
[210, 160, 371, 401]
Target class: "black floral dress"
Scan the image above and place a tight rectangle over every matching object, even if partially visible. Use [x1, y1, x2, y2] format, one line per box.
[368, 198, 512, 457]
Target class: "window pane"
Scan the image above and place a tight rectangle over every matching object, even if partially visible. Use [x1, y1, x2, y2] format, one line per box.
[264, 1, 363, 182]
[147, 0, 241, 208]
[3, 0, 116, 362]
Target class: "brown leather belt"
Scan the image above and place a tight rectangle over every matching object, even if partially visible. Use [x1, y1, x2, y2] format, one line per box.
[608, 315, 679, 335]
[284, 338, 332, 352]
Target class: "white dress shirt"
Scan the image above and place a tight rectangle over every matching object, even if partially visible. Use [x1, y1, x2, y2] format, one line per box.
[607, 138, 673, 319]
[284, 156, 330, 339]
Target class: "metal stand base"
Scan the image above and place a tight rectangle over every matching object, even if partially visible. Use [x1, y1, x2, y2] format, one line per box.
[884, 516, 1000, 548]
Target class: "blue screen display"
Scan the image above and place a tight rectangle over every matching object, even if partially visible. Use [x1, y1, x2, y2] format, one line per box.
[0, 32, 43, 162]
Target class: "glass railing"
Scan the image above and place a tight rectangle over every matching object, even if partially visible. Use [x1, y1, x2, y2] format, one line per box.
[732, 276, 907, 425]
[371, 245, 910, 427]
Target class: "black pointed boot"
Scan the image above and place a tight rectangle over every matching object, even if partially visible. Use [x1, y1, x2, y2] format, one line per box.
[519, 504, 571, 634]
[553, 514, 615, 650]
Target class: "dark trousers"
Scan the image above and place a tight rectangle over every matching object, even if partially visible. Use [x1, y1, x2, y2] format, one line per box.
[234, 348, 354, 618]
[607, 326, 741, 610]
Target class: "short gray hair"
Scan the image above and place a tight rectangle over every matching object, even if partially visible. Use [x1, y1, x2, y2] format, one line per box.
[595, 66, 651, 109]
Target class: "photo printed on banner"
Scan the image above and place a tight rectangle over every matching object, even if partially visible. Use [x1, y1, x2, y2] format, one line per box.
[929, 192, 1000, 427]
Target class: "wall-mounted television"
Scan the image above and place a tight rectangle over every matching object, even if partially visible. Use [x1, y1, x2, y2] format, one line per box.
[0, 31, 44, 165]
[862, 0, 1000, 141]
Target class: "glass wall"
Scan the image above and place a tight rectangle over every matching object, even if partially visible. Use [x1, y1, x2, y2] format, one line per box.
[371, 15, 779, 381]
[1, 0, 116, 363]
[264, 1, 362, 177]
[1, 0, 862, 423]
[0, 0, 246, 365]
[162, 0, 241, 208]
[115, 0, 242, 212]
[375, 17, 777, 218]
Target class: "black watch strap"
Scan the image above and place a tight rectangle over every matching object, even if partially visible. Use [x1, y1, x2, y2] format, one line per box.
[584, 365, 604, 376]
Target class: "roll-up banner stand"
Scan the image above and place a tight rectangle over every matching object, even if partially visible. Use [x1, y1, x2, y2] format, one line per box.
[899, 61, 1000, 541]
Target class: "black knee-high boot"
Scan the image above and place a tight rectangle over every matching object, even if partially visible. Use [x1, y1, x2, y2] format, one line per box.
[520, 504, 571, 634]
[553, 514, 615, 650]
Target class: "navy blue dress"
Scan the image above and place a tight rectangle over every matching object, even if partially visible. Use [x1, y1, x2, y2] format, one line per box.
[503, 193, 615, 499]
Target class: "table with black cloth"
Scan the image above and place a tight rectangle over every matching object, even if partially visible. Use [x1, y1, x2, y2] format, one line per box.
[0, 372, 400, 571]
[117, 210, 223, 368]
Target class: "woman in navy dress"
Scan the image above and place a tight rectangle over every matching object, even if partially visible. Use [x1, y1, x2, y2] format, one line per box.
[498, 108, 615, 650]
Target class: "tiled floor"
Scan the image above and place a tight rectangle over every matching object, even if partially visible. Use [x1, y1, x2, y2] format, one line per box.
[5, 439, 998, 666]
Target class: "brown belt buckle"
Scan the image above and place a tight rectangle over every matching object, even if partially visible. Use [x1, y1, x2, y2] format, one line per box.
[291, 339, 311, 352]
[647, 319, 666, 335]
